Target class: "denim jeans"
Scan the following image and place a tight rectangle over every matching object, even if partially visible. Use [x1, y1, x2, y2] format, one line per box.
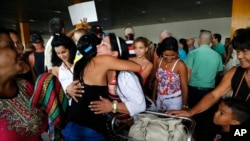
[62, 122, 105, 141]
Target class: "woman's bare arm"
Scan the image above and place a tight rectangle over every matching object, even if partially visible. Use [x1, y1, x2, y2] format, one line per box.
[166, 67, 236, 117]
[97, 55, 141, 72]
[178, 61, 189, 107]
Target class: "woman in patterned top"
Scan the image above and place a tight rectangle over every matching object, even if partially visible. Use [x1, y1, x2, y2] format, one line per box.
[152, 37, 188, 112]
[0, 26, 48, 141]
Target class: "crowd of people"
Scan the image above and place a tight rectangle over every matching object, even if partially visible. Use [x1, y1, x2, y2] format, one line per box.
[1, 17, 250, 141]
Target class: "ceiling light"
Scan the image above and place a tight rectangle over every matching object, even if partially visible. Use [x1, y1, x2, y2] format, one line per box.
[103, 17, 108, 21]
[196, 1, 201, 5]
[29, 19, 35, 22]
[54, 11, 61, 14]
[141, 11, 146, 14]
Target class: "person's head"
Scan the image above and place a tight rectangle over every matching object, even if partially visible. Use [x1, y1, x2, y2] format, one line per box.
[159, 29, 172, 43]
[96, 33, 129, 60]
[0, 26, 24, 77]
[77, 33, 100, 57]
[90, 25, 104, 39]
[7, 29, 24, 55]
[179, 38, 188, 54]
[198, 30, 212, 46]
[31, 33, 44, 46]
[186, 38, 195, 47]
[212, 33, 222, 46]
[48, 17, 65, 35]
[232, 28, 250, 69]
[124, 26, 135, 40]
[233, 28, 246, 38]
[73, 28, 88, 44]
[73, 33, 101, 81]
[133, 36, 150, 59]
[51, 34, 77, 66]
[156, 37, 179, 62]
[213, 98, 250, 128]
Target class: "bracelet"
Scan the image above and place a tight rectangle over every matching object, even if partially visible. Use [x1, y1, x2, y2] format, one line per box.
[182, 105, 189, 109]
[112, 100, 118, 113]
[65, 88, 71, 99]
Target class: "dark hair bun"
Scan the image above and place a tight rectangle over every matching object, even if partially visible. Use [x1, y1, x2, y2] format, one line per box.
[77, 33, 101, 56]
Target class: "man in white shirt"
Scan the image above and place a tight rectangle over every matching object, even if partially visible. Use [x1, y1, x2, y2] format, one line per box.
[44, 17, 65, 72]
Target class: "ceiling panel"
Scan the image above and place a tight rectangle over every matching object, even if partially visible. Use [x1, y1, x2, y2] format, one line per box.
[0, 0, 232, 36]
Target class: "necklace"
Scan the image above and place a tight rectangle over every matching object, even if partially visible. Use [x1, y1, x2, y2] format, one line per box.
[165, 61, 171, 68]
[64, 62, 73, 74]
[136, 57, 145, 64]
[165, 62, 170, 68]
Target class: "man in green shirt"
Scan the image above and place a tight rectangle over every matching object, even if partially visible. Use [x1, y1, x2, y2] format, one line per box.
[184, 30, 224, 141]
[212, 33, 227, 63]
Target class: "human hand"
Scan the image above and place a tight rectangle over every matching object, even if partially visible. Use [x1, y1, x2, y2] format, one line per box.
[165, 109, 192, 117]
[66, 80, 84, 103]
[89, 96, 112, 114]
[80, 17, 91, 32]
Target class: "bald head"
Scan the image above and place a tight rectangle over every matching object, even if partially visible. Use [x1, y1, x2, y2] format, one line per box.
[198, 31, 212, 46]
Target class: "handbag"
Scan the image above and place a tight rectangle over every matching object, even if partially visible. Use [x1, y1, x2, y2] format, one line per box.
[128, 113, 188, 141]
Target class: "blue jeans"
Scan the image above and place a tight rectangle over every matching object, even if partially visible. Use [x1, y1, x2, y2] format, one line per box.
[62, 122, 105, 141]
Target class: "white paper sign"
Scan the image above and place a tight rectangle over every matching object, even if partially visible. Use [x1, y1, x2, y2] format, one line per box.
[68, 1, 98, 25]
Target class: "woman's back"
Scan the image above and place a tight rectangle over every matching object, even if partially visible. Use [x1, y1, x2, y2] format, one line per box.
[68, 53, 141, 133]
[69, 83, 109, 134]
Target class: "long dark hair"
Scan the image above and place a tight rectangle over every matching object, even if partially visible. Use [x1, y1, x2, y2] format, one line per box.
[179, 38, 189, 54]
[51, 34, 77, 66]
[108, 33, 129, 60]
[73, 33, 101, 81]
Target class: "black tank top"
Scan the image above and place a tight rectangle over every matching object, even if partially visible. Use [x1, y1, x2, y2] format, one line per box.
[231, 66, 250, 103]
[67, 82, 109, 134]
[33, 52, 45, 76]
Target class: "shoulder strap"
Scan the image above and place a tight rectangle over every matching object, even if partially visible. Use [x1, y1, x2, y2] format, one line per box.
[171, 59, 180, 71]
[234, 71, 246, 97]
[158, 58, 163, 68]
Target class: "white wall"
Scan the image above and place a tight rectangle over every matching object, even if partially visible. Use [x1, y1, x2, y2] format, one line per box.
[104, 17, 232, 46]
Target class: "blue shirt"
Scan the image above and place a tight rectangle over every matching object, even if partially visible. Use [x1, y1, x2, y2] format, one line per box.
[178, 49, 187, 61]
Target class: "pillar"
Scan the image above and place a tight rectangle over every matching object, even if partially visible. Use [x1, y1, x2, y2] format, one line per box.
[231, 0, 250, 36]
[19, 22, 30, 49]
